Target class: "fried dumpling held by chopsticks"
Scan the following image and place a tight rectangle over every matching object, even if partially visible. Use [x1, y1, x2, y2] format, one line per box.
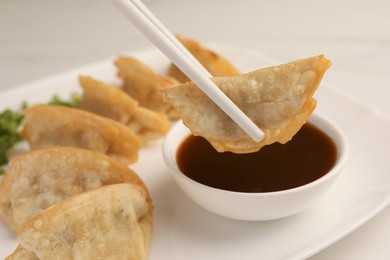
[6, 183, 152, 260]
[163, 55, 331, 153]
[79, 76, 171, 143]
[21, 105, 141, 164]
[0, 147, 151, 233]
[167, 35, 240, 83]
[115, 56, 180, 120]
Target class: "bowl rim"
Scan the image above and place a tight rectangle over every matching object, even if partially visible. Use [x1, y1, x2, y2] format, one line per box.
[162, 113, 349, 197]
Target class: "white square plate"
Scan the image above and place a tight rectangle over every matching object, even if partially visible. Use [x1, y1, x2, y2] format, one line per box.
[1, 46, 390, 260]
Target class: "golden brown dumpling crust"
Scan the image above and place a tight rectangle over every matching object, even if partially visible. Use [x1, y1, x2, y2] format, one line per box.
[0, 147, 150, 233]
[21, 105, 141, 164]
[163, 55, 330, 153]
[79, 76, 171, 143]
[167, 35, 240, 83]
[7, 183, 153, 260]
[115, 56, 180, 119]
[6, 245, 38, 260]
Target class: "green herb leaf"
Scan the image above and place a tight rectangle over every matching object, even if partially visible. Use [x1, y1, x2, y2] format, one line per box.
[0, 108, 24, 173]
[48, 93, 81, 108]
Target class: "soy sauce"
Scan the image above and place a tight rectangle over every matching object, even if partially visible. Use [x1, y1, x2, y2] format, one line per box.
[177, 123, 337, 193]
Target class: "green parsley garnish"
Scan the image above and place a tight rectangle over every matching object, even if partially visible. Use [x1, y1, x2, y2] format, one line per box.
[48, 93, 81, 108]
[0, 108, 24, 174]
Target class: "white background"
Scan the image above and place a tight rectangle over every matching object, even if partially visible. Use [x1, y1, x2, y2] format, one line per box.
[1, 0, 390, 259]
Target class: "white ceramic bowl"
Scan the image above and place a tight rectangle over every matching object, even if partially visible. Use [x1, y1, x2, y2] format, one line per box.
[162, 113, 349, 221]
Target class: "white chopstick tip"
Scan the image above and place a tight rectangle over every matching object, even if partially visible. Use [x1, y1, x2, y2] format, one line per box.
[251, 130, 265, 143]
[235, 117, 264, 142]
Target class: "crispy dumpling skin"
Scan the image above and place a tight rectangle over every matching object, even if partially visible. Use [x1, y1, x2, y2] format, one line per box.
[21, 105, 142, 164]
[0, 147, 150, 233]
[7, 183, 153, 260]
[163, 55, 331, 153]
[167, 35, 240, 83]
[115, 56, 180, 119]
[6, 246, 37, 260]
[79, 76, 171, 143]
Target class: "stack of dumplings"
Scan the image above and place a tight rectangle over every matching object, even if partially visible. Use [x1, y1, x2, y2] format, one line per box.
[0, 147, 153, 259]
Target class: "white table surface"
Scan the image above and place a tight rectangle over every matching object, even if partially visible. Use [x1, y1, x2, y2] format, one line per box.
[1, 0, 389, 259]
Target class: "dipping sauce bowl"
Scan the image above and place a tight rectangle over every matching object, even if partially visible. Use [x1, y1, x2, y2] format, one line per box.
[162, 113, 348, 221]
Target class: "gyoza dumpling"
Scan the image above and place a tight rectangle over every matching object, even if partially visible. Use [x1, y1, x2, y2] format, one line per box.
[21, 105, 142, 164]
[163, 55, 331, 153]
[7, 183, 152, 260]
[115, 56, 180, 119]
[79, 76, 171, 143]
[0, 147, 151, 233]
[167, 35, 240, 83]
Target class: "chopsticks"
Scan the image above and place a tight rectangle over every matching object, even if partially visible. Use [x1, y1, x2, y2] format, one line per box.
[111, 0, 265, 142]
